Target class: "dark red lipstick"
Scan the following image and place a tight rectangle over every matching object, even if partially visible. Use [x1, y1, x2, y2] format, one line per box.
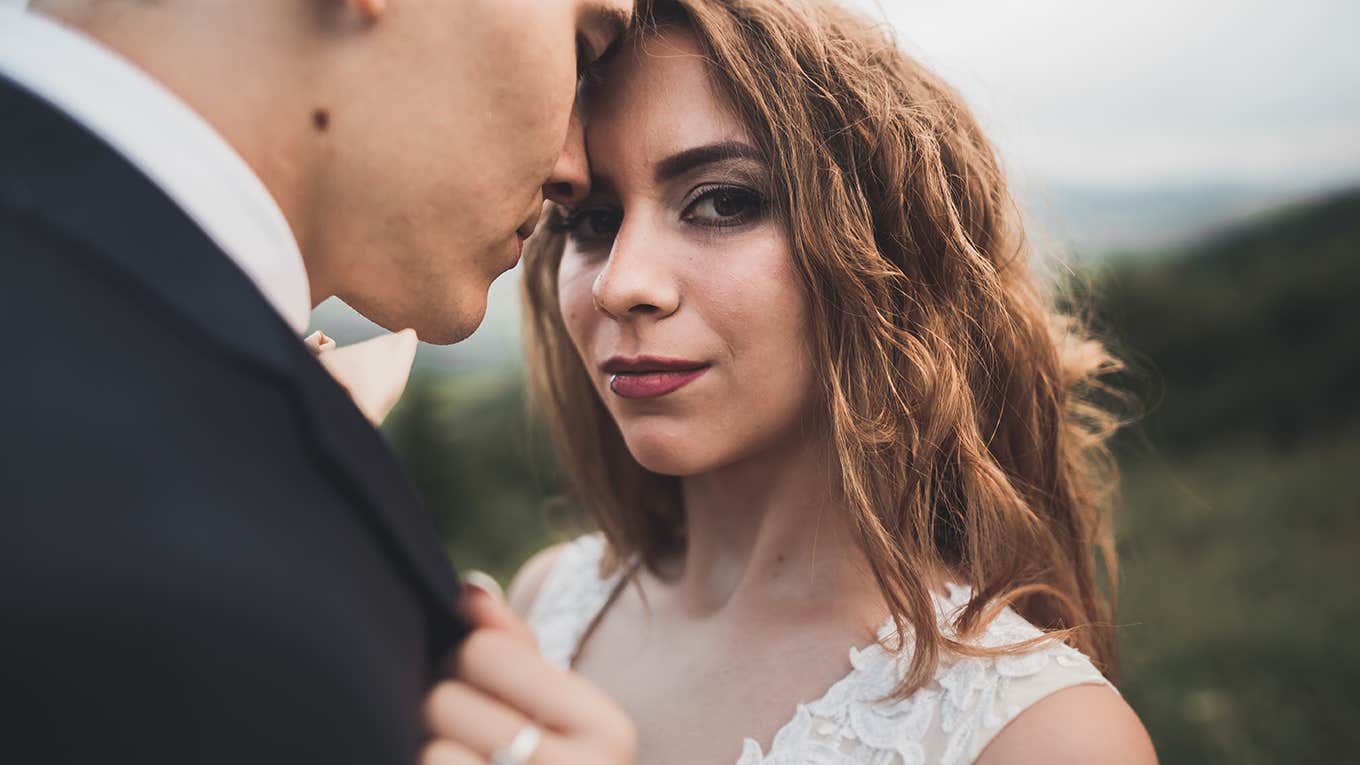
[601, 356, 710, 399]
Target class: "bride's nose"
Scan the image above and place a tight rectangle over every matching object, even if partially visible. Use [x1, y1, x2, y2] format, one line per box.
[592, 223, 680, 321]
[543, 108, 590, 206]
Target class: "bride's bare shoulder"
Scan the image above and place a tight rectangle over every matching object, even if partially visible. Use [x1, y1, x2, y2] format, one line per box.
[507, 543, 570, 617]
[974, 684, 1158, 765]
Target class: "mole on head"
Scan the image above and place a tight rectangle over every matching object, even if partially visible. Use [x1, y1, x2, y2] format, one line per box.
[312, 108, 330, 132]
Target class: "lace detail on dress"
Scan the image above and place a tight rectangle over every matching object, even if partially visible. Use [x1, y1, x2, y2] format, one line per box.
[526, 533, 625, 668]
[527, 534, 1114, 765]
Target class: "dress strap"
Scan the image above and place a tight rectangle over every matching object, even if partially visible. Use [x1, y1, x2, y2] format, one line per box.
[525, 533, 625, 669]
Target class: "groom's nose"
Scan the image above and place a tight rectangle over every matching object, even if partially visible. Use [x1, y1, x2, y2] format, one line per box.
[543, 106, 590, 206]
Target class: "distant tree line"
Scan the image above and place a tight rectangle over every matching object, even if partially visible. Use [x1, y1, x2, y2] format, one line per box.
[1079, 188, 1360, 454]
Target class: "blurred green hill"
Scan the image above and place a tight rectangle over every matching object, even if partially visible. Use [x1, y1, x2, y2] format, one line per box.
[1087, 187, 1360, 453]
[381, 187, 1360, 763]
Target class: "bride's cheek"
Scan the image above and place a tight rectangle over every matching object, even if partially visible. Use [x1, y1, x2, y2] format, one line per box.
[560, 296, 594, 347]
[557, 270, 594, 326]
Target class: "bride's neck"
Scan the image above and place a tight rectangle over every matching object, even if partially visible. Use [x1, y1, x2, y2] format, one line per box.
[670, 433, 874, 619]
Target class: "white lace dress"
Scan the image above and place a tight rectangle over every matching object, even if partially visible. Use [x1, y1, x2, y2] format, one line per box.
[527, 533, 1115, 765]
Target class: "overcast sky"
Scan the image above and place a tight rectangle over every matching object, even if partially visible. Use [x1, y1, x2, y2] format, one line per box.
[851, 0, 1360, 189]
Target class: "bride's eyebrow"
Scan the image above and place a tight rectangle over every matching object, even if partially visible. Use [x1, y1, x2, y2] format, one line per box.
[653, 141, 765, 183]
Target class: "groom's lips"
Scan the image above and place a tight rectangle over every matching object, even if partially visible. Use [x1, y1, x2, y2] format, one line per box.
[511, 213, 540, 264]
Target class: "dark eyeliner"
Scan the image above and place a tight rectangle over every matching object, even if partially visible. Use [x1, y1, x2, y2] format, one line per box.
[548, 207, 584, 234]
[681, 184, 769, 228]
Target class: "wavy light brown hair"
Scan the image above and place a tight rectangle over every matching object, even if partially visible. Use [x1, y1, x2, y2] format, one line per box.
[522, 0, 1128, 694]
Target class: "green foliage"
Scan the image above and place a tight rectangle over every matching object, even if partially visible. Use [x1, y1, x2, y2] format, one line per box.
[381, 370, 571, 583]
[1117, 437, 1360, 763]
[382, 188, 1360, 762]
[1079, 188, 1360, 453]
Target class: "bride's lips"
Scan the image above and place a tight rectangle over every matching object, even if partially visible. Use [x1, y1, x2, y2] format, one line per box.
[601, 356, 710, 399]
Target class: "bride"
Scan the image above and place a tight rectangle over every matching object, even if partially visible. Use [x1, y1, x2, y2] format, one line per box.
[510, 0, 1157, 762]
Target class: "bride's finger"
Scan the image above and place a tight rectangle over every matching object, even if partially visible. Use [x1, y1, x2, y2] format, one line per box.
[453, 629, 623, 738]
[418, 737, 482, 765]
[425, 680, 571, 761]
[459, 580, 537, 649]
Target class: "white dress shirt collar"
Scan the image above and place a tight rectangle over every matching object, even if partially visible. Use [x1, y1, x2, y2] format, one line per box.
[0, 11, 312, 335]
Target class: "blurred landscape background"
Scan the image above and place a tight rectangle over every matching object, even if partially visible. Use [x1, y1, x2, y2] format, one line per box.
[7, 0, 1351, 760]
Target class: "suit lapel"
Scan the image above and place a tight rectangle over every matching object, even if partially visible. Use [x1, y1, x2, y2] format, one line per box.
[0, 78, 464, 628]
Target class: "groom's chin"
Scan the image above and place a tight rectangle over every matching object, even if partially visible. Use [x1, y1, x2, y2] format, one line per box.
[346, 291, 487, 347]
[407, 296, 488, 347]
[419, 322, 477, 346]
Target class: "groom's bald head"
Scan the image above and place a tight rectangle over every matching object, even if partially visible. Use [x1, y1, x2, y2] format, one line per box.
[33, 0, 632, 343]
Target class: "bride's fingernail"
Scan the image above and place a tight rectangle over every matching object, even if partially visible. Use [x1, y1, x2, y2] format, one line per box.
[462, 570, 505, 601]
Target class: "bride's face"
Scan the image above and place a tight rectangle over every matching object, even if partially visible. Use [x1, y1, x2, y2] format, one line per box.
[556, 29, 819, 477]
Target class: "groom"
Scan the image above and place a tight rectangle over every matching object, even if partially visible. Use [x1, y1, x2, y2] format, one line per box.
[0, 1, 631, 763]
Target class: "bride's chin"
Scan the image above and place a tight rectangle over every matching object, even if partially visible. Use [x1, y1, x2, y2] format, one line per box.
[621, 435, 716, 478]
[627, 451, 699, 479]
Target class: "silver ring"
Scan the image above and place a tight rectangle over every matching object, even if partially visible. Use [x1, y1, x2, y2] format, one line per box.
[489, 724, 542, 765]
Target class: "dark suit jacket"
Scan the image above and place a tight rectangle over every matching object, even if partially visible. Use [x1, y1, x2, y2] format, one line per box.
[0, 76, 468, 762]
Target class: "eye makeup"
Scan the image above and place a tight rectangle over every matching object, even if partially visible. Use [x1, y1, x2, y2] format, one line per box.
[552, 146, 773, 247]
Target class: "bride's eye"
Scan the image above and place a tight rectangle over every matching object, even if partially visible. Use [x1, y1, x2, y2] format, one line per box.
[552, 206, 623, 243]
[681, 185, 768, 228]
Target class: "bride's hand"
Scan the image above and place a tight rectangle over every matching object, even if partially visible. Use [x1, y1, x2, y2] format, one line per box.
[422, 582, 637, 765]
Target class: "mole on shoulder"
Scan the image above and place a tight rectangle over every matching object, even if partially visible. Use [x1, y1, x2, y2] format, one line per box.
[312, 108, 330, 132]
